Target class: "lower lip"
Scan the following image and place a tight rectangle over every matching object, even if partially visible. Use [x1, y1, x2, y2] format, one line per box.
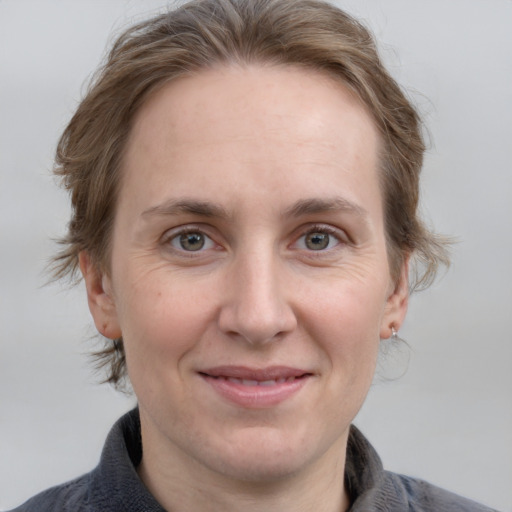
[201, 375, 310, 408]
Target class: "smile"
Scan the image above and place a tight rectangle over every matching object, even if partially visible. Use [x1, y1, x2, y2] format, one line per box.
[209, 376, 301, 386]
[198, 366, 313, 408]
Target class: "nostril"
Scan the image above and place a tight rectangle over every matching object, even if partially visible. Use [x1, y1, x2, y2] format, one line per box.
[218, 303, 297, 346]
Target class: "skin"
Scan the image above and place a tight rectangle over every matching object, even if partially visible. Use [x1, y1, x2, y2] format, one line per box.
[81, 64, 409, 512]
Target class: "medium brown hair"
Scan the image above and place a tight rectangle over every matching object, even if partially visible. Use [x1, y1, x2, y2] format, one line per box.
[52, 0, 449, 387]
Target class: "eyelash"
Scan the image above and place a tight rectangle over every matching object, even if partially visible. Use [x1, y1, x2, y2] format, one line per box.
[161, 226, 216, 255]
[293, 224, 347, 253]
[160, 224, 348, 256]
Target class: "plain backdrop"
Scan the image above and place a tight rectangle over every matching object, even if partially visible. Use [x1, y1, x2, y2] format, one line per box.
[1, 0, 511, 510]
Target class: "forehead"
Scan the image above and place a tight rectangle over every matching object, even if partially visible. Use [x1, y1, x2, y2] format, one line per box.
[120, 64, 381, 214]
[128, 65, 377, 150]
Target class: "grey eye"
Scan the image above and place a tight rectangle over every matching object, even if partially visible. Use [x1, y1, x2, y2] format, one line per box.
[304, 232, 331, 250]
[174, 232, 207, 251]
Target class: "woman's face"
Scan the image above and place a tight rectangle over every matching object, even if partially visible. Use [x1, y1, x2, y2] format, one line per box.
[83, 65, 408, 482]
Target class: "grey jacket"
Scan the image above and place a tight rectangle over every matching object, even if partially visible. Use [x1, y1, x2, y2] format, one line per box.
[10, 409, 497, 511]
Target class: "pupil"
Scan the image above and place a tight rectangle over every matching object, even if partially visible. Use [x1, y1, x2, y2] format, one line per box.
[306, 232, 329, 250]
[180, 233, 204, 251]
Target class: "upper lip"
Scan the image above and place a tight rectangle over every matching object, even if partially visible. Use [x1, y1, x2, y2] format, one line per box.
[199, 366, 312, 381]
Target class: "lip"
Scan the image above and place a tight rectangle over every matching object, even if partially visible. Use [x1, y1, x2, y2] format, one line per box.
[198, 366, 313, 408]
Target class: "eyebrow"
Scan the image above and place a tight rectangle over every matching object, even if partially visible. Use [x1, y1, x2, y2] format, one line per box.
[141, 196, 368, 222]
[141, 199, 231, 219]
[284, 197, 369, 220]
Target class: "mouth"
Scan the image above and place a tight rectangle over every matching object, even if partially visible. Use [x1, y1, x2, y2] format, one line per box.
[202, 375, 305, 386]
[198, 366, 313, 407]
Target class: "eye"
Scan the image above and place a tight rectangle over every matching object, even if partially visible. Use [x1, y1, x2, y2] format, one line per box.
[295, 226, 344, 251]
[304, 232, 331, 250]
[169, 230, 215, 252]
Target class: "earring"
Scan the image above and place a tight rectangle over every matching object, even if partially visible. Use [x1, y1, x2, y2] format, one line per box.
[391, 326, 399, 340]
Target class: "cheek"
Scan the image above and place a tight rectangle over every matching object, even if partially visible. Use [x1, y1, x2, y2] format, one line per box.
[302, 275, 387, 377]
[299, 285, 383, 430]
[303, 269, 388, 337]
[115, 273, 216, 373]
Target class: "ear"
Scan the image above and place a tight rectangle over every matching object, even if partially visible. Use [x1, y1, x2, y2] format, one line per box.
[380, 256, 410, 339]
[79, 251, 122, 340]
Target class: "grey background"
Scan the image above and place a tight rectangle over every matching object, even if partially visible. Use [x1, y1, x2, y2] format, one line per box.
[1, 0, 511, 510]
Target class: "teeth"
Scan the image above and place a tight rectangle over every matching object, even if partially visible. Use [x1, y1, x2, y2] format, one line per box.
[212, 375, 299, 385]
[232, 377, 295, 386]
[242, 379, 259, 386]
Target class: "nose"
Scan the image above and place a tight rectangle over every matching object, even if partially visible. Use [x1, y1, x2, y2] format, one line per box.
[218, 249, 297, 346]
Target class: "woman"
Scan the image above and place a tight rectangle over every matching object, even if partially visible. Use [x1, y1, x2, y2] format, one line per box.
[5, 0, 503, 511]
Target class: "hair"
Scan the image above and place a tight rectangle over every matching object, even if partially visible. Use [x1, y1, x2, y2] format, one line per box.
[52, 0, 450, 387]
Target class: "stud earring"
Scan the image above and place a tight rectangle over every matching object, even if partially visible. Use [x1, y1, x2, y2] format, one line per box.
[391, 326, 399, 340]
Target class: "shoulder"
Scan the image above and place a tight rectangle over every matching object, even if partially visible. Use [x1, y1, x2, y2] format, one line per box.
[384, 471, 499, 512]
[346, 425, 498, 512]
[7, 474, 92, 512]
[7, 409, 162, 512]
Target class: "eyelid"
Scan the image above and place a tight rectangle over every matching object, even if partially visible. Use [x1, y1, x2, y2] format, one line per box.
[161, 224, 202, 242]
[292, 223, 349, 251]
[160, 224, 220, 254]
[159, 222, 350, 256]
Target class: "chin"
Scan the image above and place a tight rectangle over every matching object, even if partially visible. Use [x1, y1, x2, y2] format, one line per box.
[214, 454, 306, 484]
[204, 427, 320, 483]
